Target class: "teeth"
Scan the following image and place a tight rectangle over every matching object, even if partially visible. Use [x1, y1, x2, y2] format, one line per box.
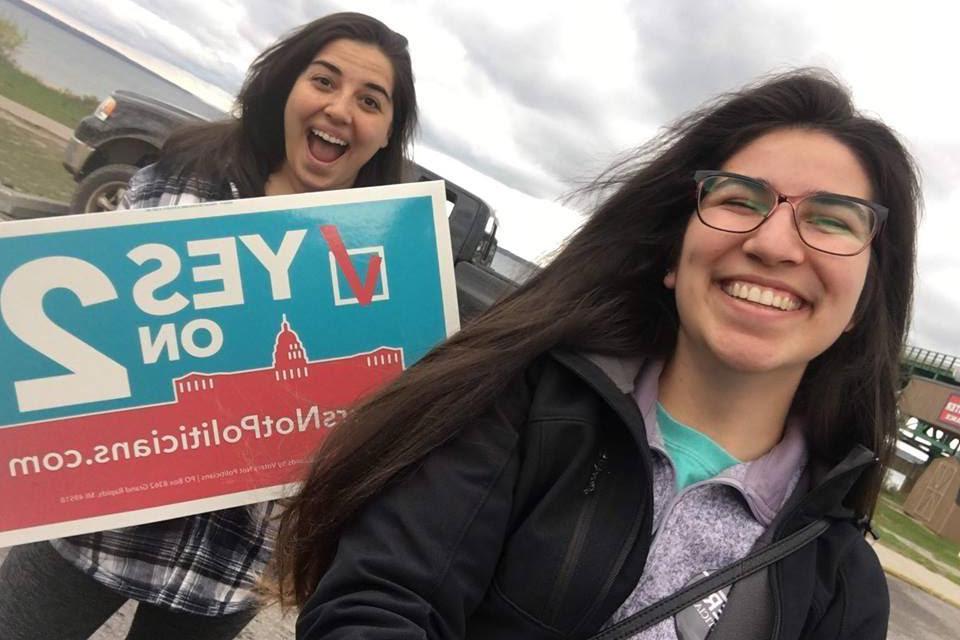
[722, 281, 801, 311]
[311, 128, 347, 146]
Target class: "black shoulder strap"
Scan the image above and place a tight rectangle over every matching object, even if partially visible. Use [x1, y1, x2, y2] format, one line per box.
[586, 518, 829, 640]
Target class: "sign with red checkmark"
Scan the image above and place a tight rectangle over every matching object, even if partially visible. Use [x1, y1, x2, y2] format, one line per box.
[321, 225, 385, 306]
[0, 181, 457, 545]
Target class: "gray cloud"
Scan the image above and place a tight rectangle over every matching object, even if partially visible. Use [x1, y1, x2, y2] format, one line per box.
[412, 5, 622, 197]
[415, 1, 823, 199]
[434, 5, 596, 123]
[43, 0, 814, 199]
[627, 1, 816, 121]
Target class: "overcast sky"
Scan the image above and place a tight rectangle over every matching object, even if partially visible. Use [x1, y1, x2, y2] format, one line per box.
[28, 0, 960, 355]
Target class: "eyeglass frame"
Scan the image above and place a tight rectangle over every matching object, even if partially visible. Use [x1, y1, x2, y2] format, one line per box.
[692, 170, 888, 256]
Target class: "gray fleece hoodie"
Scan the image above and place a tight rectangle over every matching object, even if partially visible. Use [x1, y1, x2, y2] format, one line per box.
[596, 359, 808, 640]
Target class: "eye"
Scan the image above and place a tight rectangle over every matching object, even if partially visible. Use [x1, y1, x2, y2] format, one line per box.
[360, 95, 382, 112]
[700, 177, 770, 215]
[799, 197, 868, 238]
[804, 215, 857, 237]
[311, 75, 334, 90]
[723, 198, 766, 214]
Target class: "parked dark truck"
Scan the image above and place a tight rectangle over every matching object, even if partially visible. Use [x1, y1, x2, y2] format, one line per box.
[63, 90, 535, 318]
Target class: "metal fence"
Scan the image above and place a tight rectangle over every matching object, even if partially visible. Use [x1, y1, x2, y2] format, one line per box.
[902, 345, 960, 382]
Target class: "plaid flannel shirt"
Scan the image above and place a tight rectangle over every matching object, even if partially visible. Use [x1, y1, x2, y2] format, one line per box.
[51, 166, 274, 616]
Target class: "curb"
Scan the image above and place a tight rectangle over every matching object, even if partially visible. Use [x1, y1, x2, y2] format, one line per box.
[0, 95, 73, 141]
[0, 185, 70, 219]
[883, 565, 960, 608]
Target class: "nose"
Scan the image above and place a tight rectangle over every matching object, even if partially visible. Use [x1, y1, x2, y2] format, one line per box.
[740, 201, 807, 265]
[323, 92, 353, 125]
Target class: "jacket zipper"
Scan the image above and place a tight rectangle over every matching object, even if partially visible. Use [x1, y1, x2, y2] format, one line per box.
[546, 447, 607, 622]
[770, 556, 784, 640]
[643, 444, 688, 557]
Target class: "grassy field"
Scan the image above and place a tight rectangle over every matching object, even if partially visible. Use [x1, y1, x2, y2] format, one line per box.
[875, 491, 960, 586]
[0, 52, 91, 201]
[0, 56, 98, 128]
[0, 116, 74, 200]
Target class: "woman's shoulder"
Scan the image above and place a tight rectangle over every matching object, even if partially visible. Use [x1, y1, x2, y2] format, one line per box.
[121, 164, 236, 210]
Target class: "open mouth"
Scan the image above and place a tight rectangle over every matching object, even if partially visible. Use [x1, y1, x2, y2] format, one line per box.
[721, 280, 805, 312]
[307, 128, 348, 163]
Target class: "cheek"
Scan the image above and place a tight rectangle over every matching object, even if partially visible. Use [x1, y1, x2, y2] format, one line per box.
[283, 81, 312, 124]
[674, 229, 730, 282]
[362, 117, 391, 148]
[281, 95, 299, 140]
[821, 256, 870, 329]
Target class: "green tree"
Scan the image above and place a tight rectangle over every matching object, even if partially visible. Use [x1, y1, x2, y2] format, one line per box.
[0, 15, 25, 63]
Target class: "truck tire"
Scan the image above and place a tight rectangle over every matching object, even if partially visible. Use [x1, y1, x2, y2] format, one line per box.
[70, 164, 139, 213]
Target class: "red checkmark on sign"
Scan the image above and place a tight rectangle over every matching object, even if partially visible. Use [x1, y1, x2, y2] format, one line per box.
[320, 225, 382, 306]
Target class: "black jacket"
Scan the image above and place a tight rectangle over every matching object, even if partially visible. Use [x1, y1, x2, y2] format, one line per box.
[297, 351, 887, 639]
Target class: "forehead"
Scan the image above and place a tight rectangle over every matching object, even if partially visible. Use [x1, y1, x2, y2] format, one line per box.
[309, 38, 395, 94]
[720, 129, 873, 201]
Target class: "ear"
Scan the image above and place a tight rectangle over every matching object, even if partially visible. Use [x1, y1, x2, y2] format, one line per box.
[664, 269, 676, 289]
[381, 126, 392, 149]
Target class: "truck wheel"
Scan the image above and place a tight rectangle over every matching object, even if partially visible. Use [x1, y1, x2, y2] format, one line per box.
[70, 164, 139, 213]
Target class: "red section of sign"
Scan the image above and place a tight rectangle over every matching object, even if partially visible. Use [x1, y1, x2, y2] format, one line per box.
[941, 394, 960, 427]
[0, 317, 403, 534]
[321, 224, 382, 306]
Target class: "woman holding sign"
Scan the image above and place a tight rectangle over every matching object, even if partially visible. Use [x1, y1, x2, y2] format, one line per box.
[277, 70, 918, 639]
[0, 11, 417, 640]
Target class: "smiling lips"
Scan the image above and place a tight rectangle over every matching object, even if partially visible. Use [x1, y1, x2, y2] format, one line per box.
[307, 127, 348, 163]
[722, 280, 804, 311]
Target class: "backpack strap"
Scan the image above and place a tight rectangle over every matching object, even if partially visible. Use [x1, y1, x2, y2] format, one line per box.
[585, 518, 829, 640]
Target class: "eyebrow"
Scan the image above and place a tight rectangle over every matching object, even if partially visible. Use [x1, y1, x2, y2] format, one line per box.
[733, 172, 866, 201]
[308, 59, 393, 103]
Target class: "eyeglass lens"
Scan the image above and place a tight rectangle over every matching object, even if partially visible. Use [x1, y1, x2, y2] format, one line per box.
[698, 175, 876, 255]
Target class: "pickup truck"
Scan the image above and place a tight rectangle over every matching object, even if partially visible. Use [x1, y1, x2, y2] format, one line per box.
[63, 90, 535, 318]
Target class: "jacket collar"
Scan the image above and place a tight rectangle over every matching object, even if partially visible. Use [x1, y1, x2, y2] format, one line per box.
[567, 351, 872, 525]
[796, 445, 877, 522]
[628, 358, 809, 526]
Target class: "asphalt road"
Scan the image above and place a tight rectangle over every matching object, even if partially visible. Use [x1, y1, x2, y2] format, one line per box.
[887, 573, 960, 640]
[2, 546, 959, 639]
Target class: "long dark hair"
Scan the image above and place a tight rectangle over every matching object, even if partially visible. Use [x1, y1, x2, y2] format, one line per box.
[156, 12, 418, 195]
[275, 69, 919, 606]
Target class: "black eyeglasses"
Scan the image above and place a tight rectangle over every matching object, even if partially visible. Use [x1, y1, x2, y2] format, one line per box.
[693, 170, 887, 256]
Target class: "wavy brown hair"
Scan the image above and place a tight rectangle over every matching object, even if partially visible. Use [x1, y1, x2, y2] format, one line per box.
[156, 12, 418, 195]
[274, 69, 920, 607]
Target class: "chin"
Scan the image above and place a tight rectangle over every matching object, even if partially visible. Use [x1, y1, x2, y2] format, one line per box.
[708, 342, 804, 376]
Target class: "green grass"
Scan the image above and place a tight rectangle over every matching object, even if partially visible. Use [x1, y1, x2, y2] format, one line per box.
[0, 116, 74, 200]
[882, 488, 906, 507]
[0, 55, 98, 128]
[875, 493, 960, 586]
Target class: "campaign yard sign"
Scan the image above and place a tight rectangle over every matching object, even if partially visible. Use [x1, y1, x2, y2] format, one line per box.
[0, 181, 458, 546]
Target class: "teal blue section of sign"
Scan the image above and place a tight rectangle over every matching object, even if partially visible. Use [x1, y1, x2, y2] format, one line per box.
[0, 196, 446, 426]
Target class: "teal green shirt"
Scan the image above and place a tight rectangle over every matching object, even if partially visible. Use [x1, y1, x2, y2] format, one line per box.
[657, 402, 740, 489]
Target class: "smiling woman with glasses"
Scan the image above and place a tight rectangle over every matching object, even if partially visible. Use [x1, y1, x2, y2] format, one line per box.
[276, 70, 920, 640]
